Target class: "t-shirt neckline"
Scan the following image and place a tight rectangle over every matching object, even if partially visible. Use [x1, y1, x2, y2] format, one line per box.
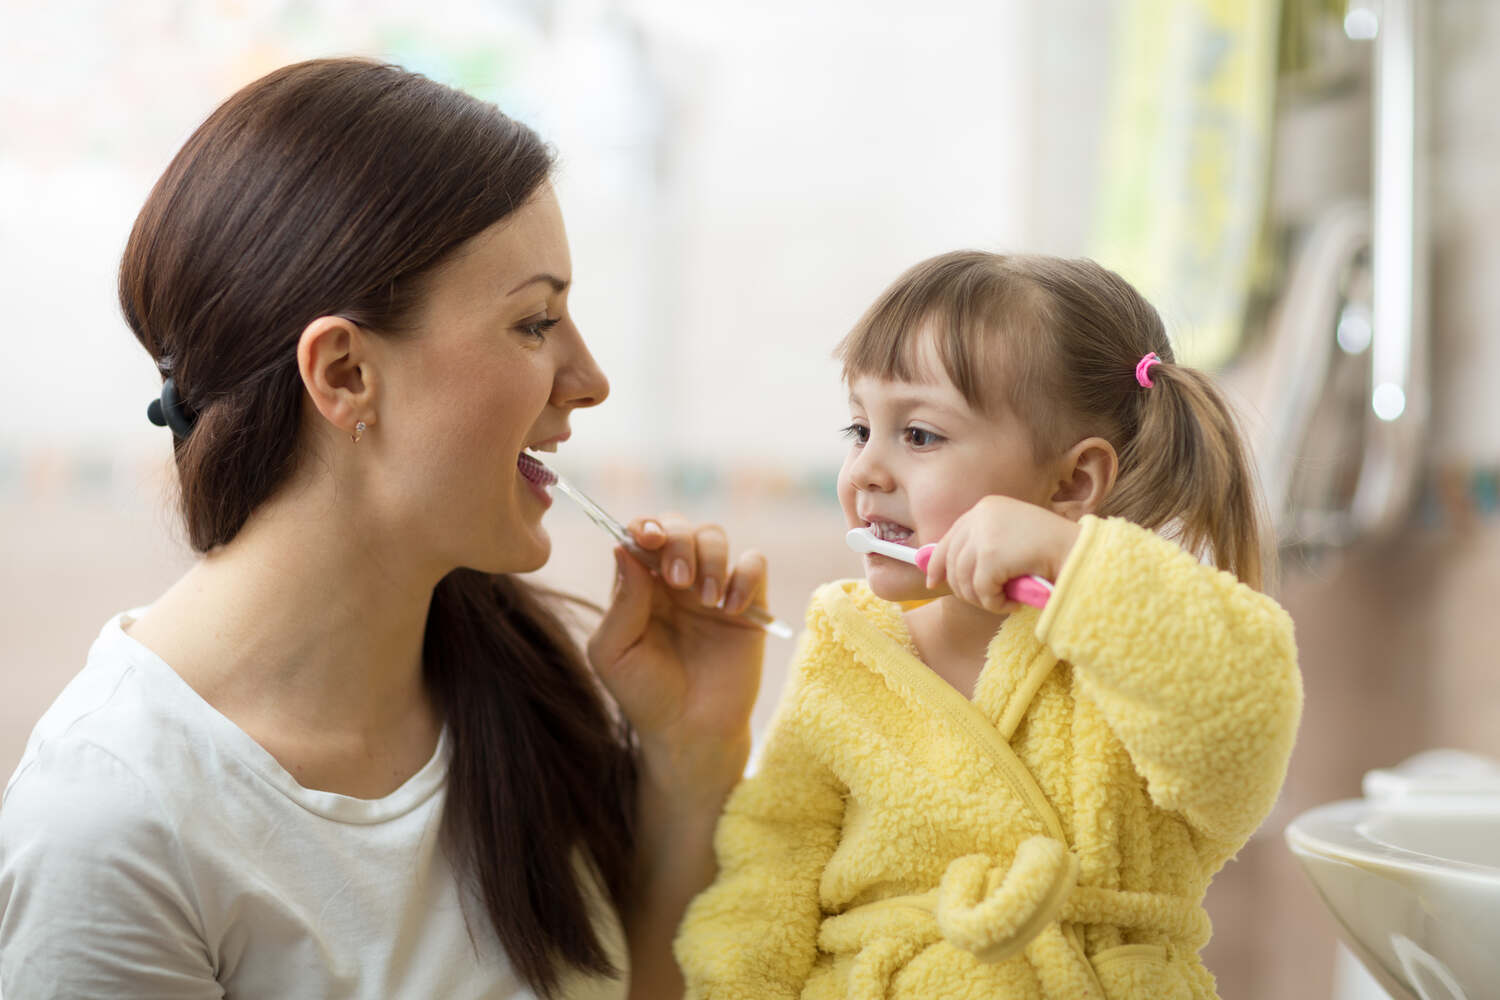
[102, 608, 449, 825]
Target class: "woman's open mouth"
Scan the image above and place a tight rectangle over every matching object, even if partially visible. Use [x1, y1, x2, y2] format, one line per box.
[518, 451, 557, 507]
[518, 451, 557, 488]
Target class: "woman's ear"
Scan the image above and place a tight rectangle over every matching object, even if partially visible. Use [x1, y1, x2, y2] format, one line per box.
[296, 316, 376, 438]
[1048, 436, 1118, 521]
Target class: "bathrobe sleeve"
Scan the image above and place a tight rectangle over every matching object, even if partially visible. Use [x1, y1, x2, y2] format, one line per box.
[675, 630, 847, 1000]
[1035, 516, 1302, 849]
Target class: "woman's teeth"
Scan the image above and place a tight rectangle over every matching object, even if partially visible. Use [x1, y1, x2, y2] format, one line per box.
[867, 521, 912, 542]
[517, 451, 557, 487]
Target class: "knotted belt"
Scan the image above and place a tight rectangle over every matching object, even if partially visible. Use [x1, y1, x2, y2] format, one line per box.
[817, 835, 1210, 999]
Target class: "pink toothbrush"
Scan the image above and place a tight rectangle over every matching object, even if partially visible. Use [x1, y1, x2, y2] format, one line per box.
[844, 528, 1053, 609]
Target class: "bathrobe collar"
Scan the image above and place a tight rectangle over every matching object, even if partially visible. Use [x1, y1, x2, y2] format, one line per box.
[815, 579, 1060, 743]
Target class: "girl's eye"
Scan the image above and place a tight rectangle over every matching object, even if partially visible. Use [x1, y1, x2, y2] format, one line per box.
[839, 423, 869, 446]
[519, 317, 561, 339]
[904, 427, 943, 448]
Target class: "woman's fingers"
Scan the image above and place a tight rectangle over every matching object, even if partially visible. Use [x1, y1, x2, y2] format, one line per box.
[626, 514, 738, 609]
[627, 516, 667, 549]
[648, 513, 697, 591]
[721, 548, 768, 615]
[692, 523, 730, 607]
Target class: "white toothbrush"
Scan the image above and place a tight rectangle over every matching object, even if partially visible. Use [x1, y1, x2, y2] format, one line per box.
[845, 527, 1053, 609]
[548, 469, 795, 639]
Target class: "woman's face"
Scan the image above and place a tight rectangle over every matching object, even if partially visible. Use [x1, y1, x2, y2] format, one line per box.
[370, 185, 608, 577]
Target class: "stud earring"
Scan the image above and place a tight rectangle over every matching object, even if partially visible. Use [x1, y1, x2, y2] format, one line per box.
[352, 420, 366, 444]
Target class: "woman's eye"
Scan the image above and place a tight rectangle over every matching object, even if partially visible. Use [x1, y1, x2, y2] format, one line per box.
[519, 317, 561, 339]
[904, 427, 942, 447]
[839, 423, 869, 446]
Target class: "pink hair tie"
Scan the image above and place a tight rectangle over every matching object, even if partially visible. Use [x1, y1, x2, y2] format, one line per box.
[1135, 352, 1161, 388]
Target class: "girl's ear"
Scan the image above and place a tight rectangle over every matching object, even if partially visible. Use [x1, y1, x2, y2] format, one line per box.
[296, 316, 377, 439]
[1048, 436, 1118, 521]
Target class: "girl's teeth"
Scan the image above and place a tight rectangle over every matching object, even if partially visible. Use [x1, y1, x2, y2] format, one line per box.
[870, 522, 912, 542]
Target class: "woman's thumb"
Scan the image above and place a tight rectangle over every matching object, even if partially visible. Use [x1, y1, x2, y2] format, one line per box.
[587, 547, 655, 674]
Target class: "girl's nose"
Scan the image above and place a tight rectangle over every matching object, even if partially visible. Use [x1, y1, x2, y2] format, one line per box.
[847, 442, 894, 493]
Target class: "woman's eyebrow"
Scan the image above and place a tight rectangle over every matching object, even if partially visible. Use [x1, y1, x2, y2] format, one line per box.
[507, 273, 569, 295]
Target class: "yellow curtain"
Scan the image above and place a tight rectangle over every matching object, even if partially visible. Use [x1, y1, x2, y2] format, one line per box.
[1090, 0, 1282, 369]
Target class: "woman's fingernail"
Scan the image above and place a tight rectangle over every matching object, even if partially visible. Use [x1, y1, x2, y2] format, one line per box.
[643, 520, 664, 539]
[723, 585, 745, 613]
[700, 577, 719, 606]
[670, 559, 691, 587]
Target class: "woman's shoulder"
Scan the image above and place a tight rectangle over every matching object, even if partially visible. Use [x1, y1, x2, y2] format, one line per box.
[5, 609, 211, 826]
[0, 615, 227, 994]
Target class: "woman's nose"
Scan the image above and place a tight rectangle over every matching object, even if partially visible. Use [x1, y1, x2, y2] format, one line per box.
[554, 327, 610, 410]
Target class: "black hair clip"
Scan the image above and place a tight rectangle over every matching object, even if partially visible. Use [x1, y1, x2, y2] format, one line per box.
[146, 377, 197, 439]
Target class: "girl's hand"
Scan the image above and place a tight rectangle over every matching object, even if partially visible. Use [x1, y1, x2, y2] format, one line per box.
[587, 514, 767, 804]
[923, 496, 1081, 614]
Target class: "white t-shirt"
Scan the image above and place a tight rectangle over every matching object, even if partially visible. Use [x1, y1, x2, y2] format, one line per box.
[0, 611, 628, 1000]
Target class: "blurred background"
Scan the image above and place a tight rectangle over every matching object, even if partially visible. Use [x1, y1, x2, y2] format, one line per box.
[2, 1, 1497, 997]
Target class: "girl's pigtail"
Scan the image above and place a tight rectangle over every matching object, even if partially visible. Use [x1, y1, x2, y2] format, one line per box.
[1104, 361, 1271, 591]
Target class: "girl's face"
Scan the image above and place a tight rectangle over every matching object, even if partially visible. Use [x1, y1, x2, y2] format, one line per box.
[837, 338, 1057, 603]
[370, 185, 608, 577]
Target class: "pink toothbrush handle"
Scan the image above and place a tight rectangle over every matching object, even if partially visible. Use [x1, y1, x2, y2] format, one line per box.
[1003, 576, 1052, 609]
[913, 545, 1051, 609]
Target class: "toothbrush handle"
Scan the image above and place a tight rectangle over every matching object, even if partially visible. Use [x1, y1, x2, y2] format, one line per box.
[1003, 576, 1052, 609]
[913, 545, 1051, 609]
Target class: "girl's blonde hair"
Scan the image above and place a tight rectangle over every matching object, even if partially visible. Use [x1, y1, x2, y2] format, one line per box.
[836, 250, 1271, 590]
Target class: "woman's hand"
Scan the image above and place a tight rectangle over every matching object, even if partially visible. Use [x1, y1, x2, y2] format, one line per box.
[586, 515, 769, 1000]
[923, 496, 1081, 615]
[587, 514, 767, 802]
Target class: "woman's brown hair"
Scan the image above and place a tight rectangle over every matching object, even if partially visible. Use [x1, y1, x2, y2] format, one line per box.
[837, 250, 1271, 590]
[119, 58, 636, 996]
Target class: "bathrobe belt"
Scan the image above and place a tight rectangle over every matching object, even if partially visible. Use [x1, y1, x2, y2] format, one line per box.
[818, 835, 1210, 996]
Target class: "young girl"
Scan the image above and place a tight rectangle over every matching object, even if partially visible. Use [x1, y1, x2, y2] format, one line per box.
[674, 251, 1302, 999]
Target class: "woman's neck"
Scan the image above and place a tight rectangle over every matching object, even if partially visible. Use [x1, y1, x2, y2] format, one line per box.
[126, 481, 446, 795]
[903, 596, 1007, 699]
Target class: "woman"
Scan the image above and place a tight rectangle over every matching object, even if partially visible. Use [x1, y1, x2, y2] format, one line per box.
[0, 58, 766, 999]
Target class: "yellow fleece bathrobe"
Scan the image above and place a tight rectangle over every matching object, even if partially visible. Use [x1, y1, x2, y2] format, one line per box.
[676, 516, 1301, 999]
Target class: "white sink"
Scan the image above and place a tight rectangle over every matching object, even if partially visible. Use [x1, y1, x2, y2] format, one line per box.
[1286, 751, 1500, 1000]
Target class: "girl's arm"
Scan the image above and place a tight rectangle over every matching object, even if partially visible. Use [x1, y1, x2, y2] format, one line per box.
[673, 675, 847, 1000]
[1035, 515, 1302, 849]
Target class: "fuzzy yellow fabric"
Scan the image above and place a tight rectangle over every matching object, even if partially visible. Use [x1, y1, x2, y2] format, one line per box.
[676, 516, 1301, 999]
